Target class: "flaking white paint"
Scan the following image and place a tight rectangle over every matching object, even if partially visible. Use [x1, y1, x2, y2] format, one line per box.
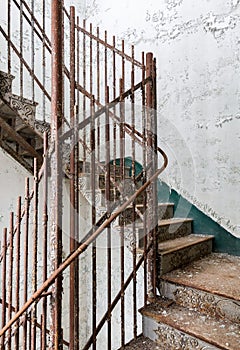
[82, 0, 240, 237]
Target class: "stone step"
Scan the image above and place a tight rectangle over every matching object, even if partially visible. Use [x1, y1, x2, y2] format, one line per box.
[158, 234, 214, 275]
[139, 218, 193, 247]
[120, 335, 161, 349]
[0, 93, 37, 128]
[160, 253, 240, 324]
[140, 297, 240, 350]
[118, 202, 174, 226]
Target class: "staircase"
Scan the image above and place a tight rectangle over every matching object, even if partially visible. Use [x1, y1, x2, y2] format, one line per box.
[1, 67, 239, 350]
[0, 2, 239, 349]
[0, 70, 48, 173]
[124, 201, 240, 349]
[67, 158, 240, 350]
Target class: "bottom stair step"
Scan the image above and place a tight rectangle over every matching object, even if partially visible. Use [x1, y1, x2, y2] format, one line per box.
[140, 297, 240, 350]
[160, 253, 240, 324]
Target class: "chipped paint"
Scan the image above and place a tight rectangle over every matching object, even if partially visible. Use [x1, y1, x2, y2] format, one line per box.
[82, 0, 240, 238]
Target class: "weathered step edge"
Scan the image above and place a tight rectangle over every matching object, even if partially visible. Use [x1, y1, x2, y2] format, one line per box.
[139, 218, 193, 247]
[158, 234, 214, 275]
[160, 279, 240, 324]
[140, 298, 240, 350]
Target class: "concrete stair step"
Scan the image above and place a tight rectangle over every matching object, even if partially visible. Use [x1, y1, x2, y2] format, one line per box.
[118, 202, 174, 226]
[160, 253, 240, 324]
[140, 297, 240, 350]
[158, 234, 214, 276]
[139, 218, 193, 247]
[120, 335, 161, 349]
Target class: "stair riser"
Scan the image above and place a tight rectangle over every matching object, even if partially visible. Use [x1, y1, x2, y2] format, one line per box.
[158, 239, 212, 276]
[143, 316, 219, 350]
[157, 221, 192, 243]
[160, 281, 240, 324]
[118, 204, 174, 226]
[139, 220, 192, 248]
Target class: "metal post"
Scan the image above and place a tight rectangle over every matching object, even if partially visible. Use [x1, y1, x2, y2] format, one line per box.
[50, 0, 64, 348]
[146, 52, 158, 298]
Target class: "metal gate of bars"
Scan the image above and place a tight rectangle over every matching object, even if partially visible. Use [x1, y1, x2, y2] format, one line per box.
[0, 1, 168, 349]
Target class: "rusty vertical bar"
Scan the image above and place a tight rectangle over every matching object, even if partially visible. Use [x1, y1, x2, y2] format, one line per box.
[141, 52, 148, 306]
[50, 0, 64, 348]
[74, 106, 80, 350]
[82, 19, 86, 169]
[7, 0, 11, 73]
[104, 34, 111, 349]
[90, 23, 93, 96]
[145, 52, 157, 298]
[1, 228, 7, 348]
[31, 0, 35, 102]
[31, 159, 39, 350]
[77, 16, 80, 111]
[105, 86, 112, 350]
[90, 96, 97, 350]
[20, 0, 23, 96]
[120, 39, 126, 347]
[131, 45, 137, 339]
[96, 27, 100, 163]
[42, 0, 46, 121]
[23, 178, 30, 350]
[14, 196, 21, 349]
[90, 25, 97, 349]
[152, 57, 158, 299]
[119, 77, 125, 347]
[7, 212, 14, 350]
[112, 36, 117, 189]
[75, 21, 80, 349]
[69, 6, 76, 350]
[41, 133, 48, 350]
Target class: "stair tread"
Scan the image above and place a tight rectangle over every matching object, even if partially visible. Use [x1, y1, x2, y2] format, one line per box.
[141, 297, 240, 349]
[119, 202, 174, 210]
[158, 217, 192, 226]
[161, 253, 240, 302]
[121, 335, 161, 349]
[158, 234, 214, 255]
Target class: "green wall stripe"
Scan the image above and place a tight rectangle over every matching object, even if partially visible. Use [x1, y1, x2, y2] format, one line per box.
[158, 181, 240, 256]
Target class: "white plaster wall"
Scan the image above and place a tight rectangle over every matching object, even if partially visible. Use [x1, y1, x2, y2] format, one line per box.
[81, 0, 240, 237]
[0, 149, 31, 234]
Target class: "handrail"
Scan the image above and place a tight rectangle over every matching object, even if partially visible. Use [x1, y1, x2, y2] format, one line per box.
[0, 144, 168, 337]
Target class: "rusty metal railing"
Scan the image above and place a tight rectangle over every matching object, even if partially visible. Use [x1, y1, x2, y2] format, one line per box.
[0, 2, 168, 349]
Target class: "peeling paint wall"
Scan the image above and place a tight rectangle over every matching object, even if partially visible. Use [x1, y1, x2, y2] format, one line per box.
[82, 0, 240, 238]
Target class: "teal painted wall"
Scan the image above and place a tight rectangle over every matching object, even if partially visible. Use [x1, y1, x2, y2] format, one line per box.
[158, 181, 240, 257]
[114, 158, 240, 256]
